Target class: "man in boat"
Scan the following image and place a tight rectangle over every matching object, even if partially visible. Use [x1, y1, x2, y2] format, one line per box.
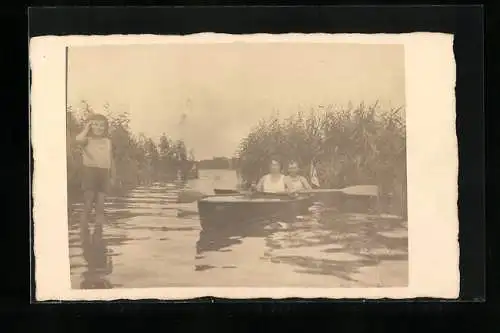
[254, 159, 289, 193]
[284, 160, 313, 194]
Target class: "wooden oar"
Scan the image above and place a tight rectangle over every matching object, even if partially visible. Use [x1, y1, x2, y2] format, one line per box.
[176, 189, 209, 203]
[299, 185, 379, 197]
[178, 185, 379, 204]
[214, 188, 241, 195]
[215, 185, 379, 197]
[178, 188, 292, 203]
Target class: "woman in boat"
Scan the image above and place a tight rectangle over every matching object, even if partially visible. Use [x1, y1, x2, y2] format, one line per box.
[285, 160, 312, 194]
[254, 159, 289, 193]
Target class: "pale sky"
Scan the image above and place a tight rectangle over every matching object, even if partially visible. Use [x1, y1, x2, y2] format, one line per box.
[67, 43, 405, 160]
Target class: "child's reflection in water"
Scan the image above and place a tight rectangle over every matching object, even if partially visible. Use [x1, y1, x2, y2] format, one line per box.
[80, 223, 113, 289]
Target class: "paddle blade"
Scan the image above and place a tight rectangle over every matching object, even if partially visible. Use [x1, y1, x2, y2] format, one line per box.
[176, 189, 207, 203]
[214, 188, 241, 195]
[342, 185, 379, 197]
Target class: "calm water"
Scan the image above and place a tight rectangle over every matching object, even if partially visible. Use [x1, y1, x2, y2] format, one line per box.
[68, 169, 408, 289]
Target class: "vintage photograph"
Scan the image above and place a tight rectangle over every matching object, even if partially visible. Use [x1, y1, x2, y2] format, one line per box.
[64, 41, 408, 289]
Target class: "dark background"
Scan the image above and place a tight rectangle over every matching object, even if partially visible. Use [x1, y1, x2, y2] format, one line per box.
[8, 3, 492, 329]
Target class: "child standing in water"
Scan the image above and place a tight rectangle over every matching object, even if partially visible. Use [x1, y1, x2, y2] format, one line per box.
[75, 114, 116, 227]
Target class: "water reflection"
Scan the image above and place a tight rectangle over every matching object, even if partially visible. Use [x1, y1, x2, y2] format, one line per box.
[80, 223, 113, 289]
[68, 170, 408, 288]
[196, 229, 243, 256]
[195, 213, 290, 257]
[264, 212, 408, 284]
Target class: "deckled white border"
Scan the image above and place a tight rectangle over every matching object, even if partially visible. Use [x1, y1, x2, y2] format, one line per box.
[30, 33, 459, 301]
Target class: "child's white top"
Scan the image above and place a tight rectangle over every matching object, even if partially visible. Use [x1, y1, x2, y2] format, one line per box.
[82, 137, 112, 169]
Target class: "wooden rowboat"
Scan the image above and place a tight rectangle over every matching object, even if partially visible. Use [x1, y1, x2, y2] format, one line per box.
[197, 193, 313, 232]
[205, 185, 380, 224]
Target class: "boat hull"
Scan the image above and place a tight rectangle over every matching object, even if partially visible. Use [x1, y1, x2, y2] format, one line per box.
[197, 195, 312, 233]
[310, 192, 379, 213]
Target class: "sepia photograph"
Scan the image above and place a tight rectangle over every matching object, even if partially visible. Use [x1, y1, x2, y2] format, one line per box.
[31, 33, 458, 299]
[65, 41, 407, 289]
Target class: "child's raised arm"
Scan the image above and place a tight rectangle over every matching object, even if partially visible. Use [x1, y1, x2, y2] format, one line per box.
[75, 122, 91, 144]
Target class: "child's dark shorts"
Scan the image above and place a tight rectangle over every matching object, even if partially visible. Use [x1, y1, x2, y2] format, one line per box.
[81, 166, 111, 194]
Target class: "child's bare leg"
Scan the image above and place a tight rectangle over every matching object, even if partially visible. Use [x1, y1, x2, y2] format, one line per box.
[81, 190, 94, 245]
[95, 192, 106, 225]
[81, 190, 95, 226]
